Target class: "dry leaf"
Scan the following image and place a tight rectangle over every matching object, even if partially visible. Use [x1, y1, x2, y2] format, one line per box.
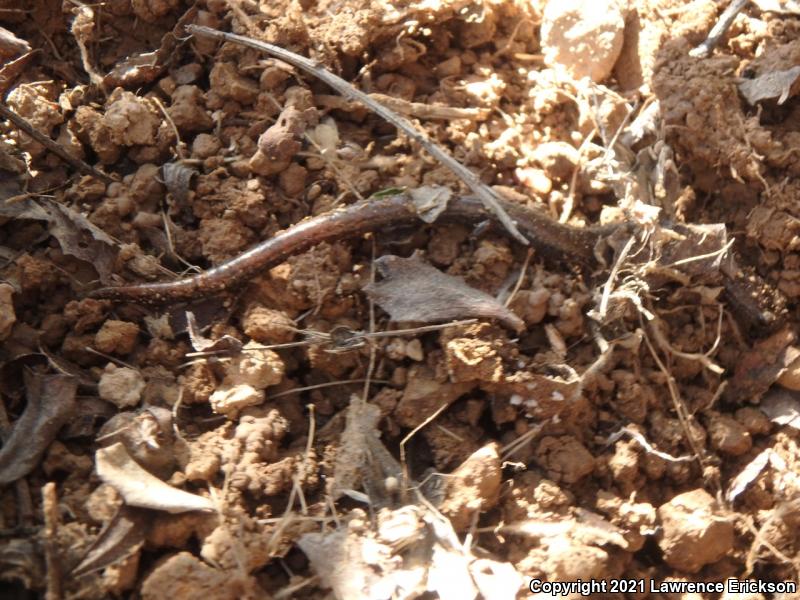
[760, 389, 800, 430]
[410, 185, 452, 223]
[723, 327, 800, 404]
[96, 442, 214, 513]
[0, 197, 119, 283]
[0, 51, 37, 100]
[103, 6, 198, 88]
[186, 311, 242, 354]
[71, 506, 149, 577]
[331, 397, 402, 502]
[162, 162, 197, 204]
[0, 373, 77, 486]
[739, 66, 800, 105]
[471, 559, 525, 600]
[726, 448, 772, 503]
[364, 255, 524, 332]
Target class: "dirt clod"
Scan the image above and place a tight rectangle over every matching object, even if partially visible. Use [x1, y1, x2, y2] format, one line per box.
[657, 488, 735, 573]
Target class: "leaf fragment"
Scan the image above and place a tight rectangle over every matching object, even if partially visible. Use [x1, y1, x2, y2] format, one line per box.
[95, 442, 214, 514]
[364, 255, 524, 332]
[0, 373, 77, 486]
[739, 65, 800, 105]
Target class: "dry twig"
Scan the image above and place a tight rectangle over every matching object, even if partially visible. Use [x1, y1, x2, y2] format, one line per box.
[185, 24, 529, 245]
[0, 102, 114, 184]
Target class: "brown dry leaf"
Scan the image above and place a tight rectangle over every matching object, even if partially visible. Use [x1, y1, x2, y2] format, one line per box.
[760, 389, 800, 430]
[723, 327, 800, 404]
[364, 255, 524, 332]
[103, 6, 198, 88]
[331, 397, 402, 502]
[739, 66, 800, 105]
[95, 442, 215, 513]
[0, 197, 118, 283]
[726, 448, 772, 503]
[71, 506, 149, 577]
[659, 223, 730, 276]
[0, 373, 77, 486]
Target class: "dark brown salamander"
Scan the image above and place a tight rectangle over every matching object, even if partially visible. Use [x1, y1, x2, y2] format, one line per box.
[89, 193, 613, 304]
[88, 193, 777, 331]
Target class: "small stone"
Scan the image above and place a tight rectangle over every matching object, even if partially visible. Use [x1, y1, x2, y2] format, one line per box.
[735, 407, 771, 435]
[532, 141, 580, 182]
[657, 488, 735, 573]
[540, 0, 627, 83]
[95, 320, 139, 355]
[535, 435, 595, 484]
[242, 305, 296, 344]
[98, 364, 145, 408]
[191, 133, 221, 159]
[708, 414, 752, 456]
[438, 443, 502, 531]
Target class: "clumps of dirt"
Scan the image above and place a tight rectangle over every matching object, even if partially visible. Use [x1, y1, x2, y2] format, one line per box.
[657, 488, 736, 573]
[208, 342, 285, 417]
[540, 0, 628, 82]
[6, 0, 800, 597]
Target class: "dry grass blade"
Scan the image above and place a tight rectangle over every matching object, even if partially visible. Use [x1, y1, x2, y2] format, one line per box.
[185, 24, 528, 245]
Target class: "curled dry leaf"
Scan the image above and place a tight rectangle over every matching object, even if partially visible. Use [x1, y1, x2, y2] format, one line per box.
[186, 311, 243, 355]
[760, 389, 800, 430]
[0, 197, 118, 284]
[162, 162, 197, 204]
[0, 373, 77, 486]
[71, 506, 150, 577]
[95, 442, 214, 514]
[739, 66, 800, 105]
[364, 255, 524, 332]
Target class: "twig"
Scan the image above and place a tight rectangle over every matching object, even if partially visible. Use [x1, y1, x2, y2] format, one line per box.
[185, 24, 529, 245]
[41, 482, 62, 600]
[503, 248, 533, 307]
[690, 0, 749, 58]
[604, 426, 693, 463]
[0, 103, 114, 184]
